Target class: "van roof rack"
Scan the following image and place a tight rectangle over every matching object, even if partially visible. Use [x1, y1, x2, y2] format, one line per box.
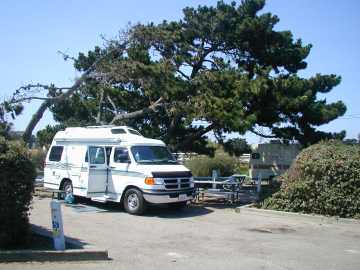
[85, 125, 115, 128]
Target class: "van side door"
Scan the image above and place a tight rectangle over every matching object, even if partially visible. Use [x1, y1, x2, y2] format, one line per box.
[86, 146, 108, 197]
[108, 147, 131, 196]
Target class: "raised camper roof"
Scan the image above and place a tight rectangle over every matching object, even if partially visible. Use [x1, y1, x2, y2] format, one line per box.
[53, 126, 164, 145]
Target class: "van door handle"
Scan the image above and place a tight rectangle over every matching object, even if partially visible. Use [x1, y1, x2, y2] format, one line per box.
[110, 166, 116, 169]
[90, 165, 96, 168]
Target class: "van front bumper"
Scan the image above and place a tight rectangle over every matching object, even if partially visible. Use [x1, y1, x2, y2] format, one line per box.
[142, 188, 195, 204]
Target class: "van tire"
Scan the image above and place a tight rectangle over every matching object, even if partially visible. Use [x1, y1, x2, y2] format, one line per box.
[123, 188, 147, 215]
[59, 180, 73, 201]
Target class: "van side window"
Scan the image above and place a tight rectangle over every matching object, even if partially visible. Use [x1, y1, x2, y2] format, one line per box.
[49, 146, 64, 162]
[114, 148, 130, 163]
[88, 147, 106, 164]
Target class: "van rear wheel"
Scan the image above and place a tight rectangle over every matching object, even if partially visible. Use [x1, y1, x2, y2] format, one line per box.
[123, 188, 146, 215]
[59, 180, 73, 200]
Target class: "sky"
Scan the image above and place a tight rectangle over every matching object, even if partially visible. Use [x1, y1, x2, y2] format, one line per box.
[0, 0, 359, 143]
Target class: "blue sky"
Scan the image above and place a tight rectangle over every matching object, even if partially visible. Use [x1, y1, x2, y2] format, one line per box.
[0, 0, 359, 143]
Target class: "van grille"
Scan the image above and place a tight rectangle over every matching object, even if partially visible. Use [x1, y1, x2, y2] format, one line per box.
[163, 178, 191, 190]
[152, 171, 192, 190]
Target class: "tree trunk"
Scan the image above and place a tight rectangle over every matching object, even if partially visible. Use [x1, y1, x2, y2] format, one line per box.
[22, 101, 50, 143]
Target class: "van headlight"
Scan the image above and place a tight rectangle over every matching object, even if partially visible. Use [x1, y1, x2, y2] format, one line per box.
[154, 178, 164, 185]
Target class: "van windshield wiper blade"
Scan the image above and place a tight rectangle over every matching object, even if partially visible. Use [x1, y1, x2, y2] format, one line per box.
[137, 159, 177, 164]
[153, 159, 177, 163]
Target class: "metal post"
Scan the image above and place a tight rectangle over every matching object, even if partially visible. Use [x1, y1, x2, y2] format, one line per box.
[212, 169, 218, 189]
[50, 200, 65, 250]
[257, 173, 262, 194]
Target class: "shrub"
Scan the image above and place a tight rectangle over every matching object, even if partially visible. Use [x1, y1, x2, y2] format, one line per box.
[29, 148, 47, 172]
[0, 137, 36, 248]
[185, 153, 238, 177]
[262, 141, 360, 218]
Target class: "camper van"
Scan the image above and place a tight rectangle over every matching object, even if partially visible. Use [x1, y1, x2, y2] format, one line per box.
[43, 126, 195, 215]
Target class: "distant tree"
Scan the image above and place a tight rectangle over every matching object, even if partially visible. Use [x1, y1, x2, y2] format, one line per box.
[4, 0, 346, 153]
[223, 138, 251, 157]
[0, 122, 12, 139]
[0, 102, 20, 139]
[343, 138, 358, 145]
[36, 124, 65, 148]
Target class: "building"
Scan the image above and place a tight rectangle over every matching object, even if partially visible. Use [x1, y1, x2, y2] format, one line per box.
[249, 143, 300, 179]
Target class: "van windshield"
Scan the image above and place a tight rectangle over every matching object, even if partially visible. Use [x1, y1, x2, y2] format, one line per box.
[131, 145, 177, 165]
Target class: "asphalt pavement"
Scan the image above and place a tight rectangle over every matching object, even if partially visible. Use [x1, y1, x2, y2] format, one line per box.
[1, 197, 360, 270]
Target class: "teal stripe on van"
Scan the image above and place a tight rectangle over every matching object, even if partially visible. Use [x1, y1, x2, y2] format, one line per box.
[110, 170, 146, 177]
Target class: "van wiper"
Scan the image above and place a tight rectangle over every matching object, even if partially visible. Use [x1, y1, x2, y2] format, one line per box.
[137, 160, 154, 163]
[137, 159, 177, 164]
[153, 159, 178, 164]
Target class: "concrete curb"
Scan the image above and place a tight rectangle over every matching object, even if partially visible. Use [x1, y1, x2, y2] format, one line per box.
[237, 204, 360, 224]
[0, 225, 109, 262]
[0, 249, 109, 262]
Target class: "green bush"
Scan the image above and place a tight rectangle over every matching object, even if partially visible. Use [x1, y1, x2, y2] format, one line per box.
[0, 137, 36, 248]
[262, 141, 360, 218]
[185, 153, 238, 177]
[29, 148, 47, 172]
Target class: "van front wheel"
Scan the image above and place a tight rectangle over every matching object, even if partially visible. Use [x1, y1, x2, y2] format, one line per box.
[123, 188, 147, 215]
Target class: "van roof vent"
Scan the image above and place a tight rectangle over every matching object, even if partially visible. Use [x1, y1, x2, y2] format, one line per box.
[111, 128, 126, 134]
[86, 125, 115, 128]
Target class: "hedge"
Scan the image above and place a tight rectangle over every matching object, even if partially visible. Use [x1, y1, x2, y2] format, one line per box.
[0, 137, 36, 248]
[184, 153, 238, 177]
[262, 141, 360, 218]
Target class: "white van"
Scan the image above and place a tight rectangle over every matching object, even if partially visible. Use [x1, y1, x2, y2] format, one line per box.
[43, 126, 195, 215]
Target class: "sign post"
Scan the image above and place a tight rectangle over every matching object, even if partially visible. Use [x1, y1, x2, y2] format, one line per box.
[212, 169, 218, 189]
[50, 200, 65, 250]
[257, 173, 262, 194]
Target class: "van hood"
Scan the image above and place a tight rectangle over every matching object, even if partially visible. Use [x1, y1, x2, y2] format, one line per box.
[135, 164, 191, 176]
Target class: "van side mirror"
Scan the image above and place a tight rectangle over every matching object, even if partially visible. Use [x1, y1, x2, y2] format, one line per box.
[115, 153, 131, 163]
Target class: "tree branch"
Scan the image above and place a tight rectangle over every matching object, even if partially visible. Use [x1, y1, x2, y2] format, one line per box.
[57, 50, 77, 62]
[20, 42, 129, 143]
[174, 123, 216, 150]
[95, 90, 105, 124]
[109, 97, 164, 124]
[106, 95, 118, 113]
[249, 127, 277, 138]
[176, 69, 190, 80]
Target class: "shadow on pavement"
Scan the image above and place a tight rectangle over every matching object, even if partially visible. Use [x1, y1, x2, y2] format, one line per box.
[31, 224, 89, 249]
[143, 204, 214, 218]
[63, 197, 215, 218]
[61, 196, 252, 219]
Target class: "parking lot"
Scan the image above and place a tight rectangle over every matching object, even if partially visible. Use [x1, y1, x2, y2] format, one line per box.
[3, 197, 360, 270]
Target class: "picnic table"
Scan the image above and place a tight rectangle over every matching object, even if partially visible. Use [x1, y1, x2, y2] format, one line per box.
[193, 174, 247, 203]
